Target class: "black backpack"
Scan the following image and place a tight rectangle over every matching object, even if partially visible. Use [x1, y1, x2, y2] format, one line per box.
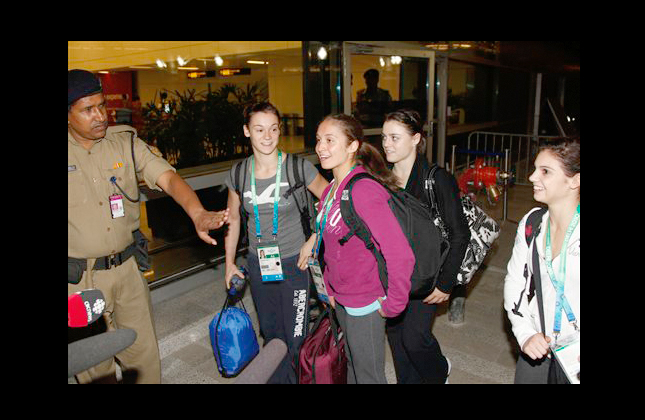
[338, 172, 449, 298]
[230, 153, 315, 248]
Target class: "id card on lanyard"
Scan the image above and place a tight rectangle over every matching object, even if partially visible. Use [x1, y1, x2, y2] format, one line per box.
[252, 151, 284, 282]
[109, 194, 125, 218]
[545, 203, 580, 347]
[109, 179, 125, 219]
[308, 184, 336, 303]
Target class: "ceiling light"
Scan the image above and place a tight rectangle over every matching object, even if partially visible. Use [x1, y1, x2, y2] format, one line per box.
[156, 59, 167, 68]
[247, 60, 268, 65]
[177, 56, 187, 66]
[317, 47, 327, 60]
[214, 55, 223, 66]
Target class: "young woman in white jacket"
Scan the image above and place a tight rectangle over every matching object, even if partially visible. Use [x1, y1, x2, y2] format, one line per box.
[503, 136, 580, 384]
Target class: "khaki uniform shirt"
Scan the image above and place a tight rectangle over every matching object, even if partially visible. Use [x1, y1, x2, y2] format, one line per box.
[68, 125, 175, 259]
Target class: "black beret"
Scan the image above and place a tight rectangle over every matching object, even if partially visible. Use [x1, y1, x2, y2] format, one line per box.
[68, 69, 102, 106]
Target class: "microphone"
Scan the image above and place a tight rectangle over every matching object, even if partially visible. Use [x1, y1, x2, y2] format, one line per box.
[68, 329, 137, 377]
[233, 338, 287, 384]
[68, 289, 106, 328]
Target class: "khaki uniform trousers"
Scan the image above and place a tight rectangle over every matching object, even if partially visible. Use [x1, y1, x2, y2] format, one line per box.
[68, 256, 161, 384]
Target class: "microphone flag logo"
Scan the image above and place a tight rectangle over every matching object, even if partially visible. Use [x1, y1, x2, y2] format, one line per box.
[92, 299, 105, 315]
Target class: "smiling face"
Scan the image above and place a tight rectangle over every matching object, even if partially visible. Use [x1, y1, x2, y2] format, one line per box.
[68, 93, 108, 145]
[315, 119, 358, 171]
[529, 149, 580, 205]
[381, 120, 420, 164]
[243, 111, 280, 156]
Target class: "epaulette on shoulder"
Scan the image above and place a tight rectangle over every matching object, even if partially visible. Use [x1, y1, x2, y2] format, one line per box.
[106, 125, 136, 137]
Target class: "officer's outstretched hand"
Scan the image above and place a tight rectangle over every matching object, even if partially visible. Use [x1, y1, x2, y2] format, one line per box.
[193, 208, 229, 245]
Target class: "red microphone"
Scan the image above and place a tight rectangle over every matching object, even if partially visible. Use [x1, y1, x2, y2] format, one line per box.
[68, 289, 106, 327]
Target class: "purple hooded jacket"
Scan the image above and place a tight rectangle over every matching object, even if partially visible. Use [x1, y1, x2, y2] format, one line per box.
[320, 166, 414, 318]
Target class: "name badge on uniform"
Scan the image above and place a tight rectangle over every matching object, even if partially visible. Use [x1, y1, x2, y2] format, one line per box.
[258, 241, 283, 282]
[109, 194, 125, 218]
[307, 257, 328, 303]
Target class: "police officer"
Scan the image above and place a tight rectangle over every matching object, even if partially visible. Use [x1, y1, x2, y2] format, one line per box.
[68, 69, 229, 383]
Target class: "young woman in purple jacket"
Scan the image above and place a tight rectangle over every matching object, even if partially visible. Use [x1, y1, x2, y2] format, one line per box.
[298, 114, 415, 384]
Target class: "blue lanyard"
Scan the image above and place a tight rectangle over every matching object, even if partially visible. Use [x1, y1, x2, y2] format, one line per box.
[250, 150, 282, 241]
[545, 203, 580, 339]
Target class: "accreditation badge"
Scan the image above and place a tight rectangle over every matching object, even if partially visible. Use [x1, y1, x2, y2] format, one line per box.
[552, 331, 580, 384]
[258, 241, 283, 282]
[109, 194, 125, 218]
[307, 257, 329, 303]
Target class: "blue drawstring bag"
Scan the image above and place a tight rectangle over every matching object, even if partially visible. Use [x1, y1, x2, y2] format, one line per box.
[209, 292, 259, 377]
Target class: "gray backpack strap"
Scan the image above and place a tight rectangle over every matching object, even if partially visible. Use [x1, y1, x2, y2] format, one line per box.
[232, 158, 250, 247]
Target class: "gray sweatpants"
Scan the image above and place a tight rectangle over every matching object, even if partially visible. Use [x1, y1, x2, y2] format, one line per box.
[335, 304, 387, 384]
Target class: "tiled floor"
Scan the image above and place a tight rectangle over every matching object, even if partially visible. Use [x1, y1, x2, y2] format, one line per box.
[148, 183, 541, 384]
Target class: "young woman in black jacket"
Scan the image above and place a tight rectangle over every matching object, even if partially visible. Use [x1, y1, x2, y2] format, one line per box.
[381, 109, 470, 383]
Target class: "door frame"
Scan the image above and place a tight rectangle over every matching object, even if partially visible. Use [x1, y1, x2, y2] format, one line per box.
[342, 42, 436, 162]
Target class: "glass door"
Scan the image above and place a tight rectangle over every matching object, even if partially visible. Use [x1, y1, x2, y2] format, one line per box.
[342, 42, 435, 161]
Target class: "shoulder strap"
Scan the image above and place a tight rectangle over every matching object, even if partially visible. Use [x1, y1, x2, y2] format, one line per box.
[232, 161, 240, 192]
[283, 153, 297, 195]
[524, 207, 548, 334]
[296, 155, 314, 238]
[423, 164, 451, 240]
[525, 207, 547, 246]
[532, 241, 546, 335]
[338, 172, 376, 246]
[232, 158, 250, 247]
[284, 153, 313, 238]
[424, 164, 441, 215]
[232, 158, 246, 196]
[338, 172, 389, 293]
[283, 153, 303, 197]
[293, 153, 304, 187]
[232, 158, 250, 210]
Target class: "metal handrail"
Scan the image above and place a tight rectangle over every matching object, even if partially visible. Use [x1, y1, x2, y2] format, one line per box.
[463, 131, 559, 185]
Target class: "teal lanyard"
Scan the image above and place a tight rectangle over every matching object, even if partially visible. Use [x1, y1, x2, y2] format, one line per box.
[250, 150, 282, 242]
[313, 184, 336, 258]
[313, 165, 356, 258]
[545, 203, 580, 339]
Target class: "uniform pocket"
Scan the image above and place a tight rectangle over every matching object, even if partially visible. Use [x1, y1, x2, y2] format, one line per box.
[68, 169, 88, 207]
[104, 164, 138, 201]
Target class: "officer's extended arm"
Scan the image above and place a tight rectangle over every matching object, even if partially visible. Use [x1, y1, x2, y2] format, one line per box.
[156, 170, 229, 245]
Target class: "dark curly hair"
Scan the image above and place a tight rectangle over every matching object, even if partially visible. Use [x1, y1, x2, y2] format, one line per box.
[538, 136, 580, 178]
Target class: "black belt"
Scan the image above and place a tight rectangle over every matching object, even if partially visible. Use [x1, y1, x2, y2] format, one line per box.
[70, 241, 137, 271]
